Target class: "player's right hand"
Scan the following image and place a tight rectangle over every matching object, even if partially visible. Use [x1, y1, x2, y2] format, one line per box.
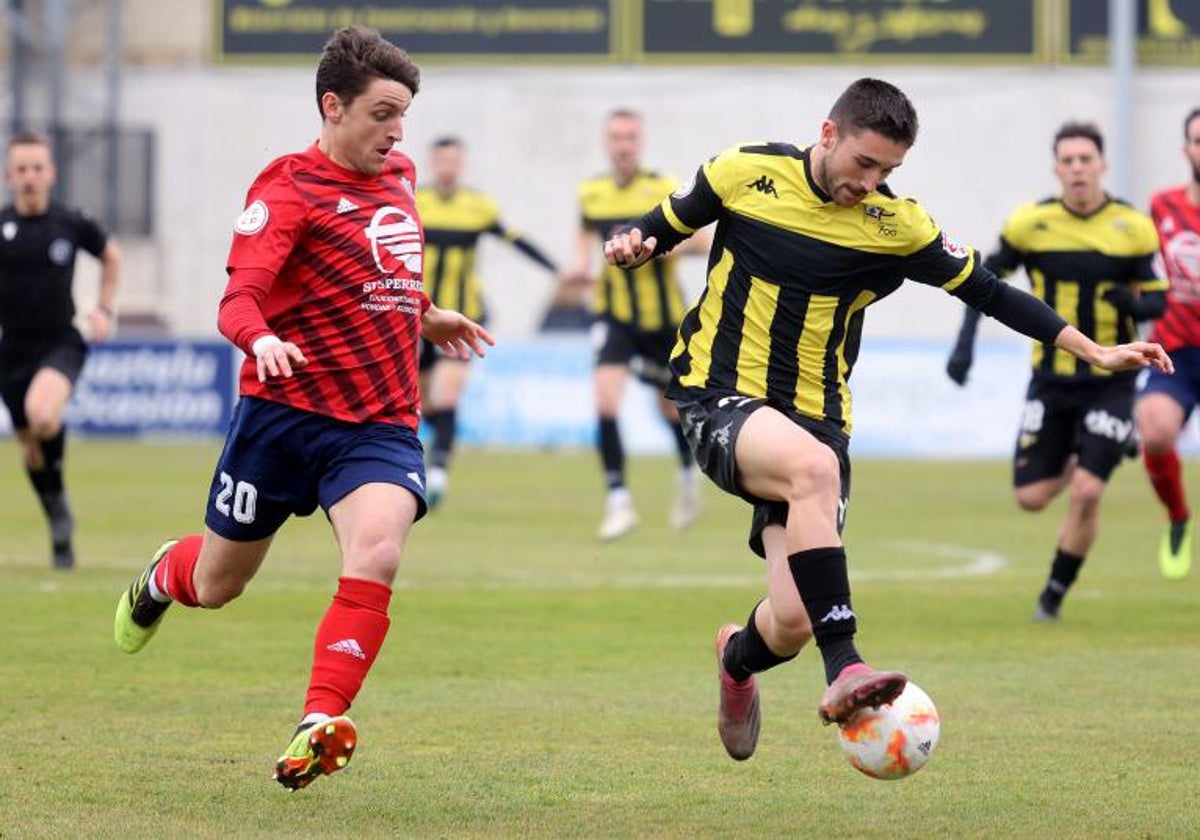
[946, 345, 972, 386]
[603, 227, 657, 270]
[252, 334, 308, 382]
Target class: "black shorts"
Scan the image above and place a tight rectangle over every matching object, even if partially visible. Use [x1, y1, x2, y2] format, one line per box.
[676, 390, 851, 559]
[0, 332, 88, 429]
[1013, 375, 1135, 486]
[592, 317, 677, 389]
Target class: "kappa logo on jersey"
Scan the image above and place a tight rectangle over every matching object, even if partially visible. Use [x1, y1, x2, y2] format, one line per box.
[1, 221, 15, 241]
[234, 200, 269, 235]
[365, 206, 422, 275]
[746, 174, 779, 198]
[336, 196, 359, 214]
[940, 231, 970, 260]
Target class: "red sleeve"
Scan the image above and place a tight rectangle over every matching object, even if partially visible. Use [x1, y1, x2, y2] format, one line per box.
[218, 268, 276, 354]
[226, 157, 309, 276]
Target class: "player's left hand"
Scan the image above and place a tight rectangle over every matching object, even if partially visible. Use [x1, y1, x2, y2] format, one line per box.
[87, 307, 115, 342]
[1092, 341, 1174, 375]
[603, 227, 657, 270]
[421, 306, 495, 360]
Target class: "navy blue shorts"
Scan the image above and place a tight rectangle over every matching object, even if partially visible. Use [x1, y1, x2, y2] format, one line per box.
[1140, 346, 1200, 423]
[204, 396, 428, 542]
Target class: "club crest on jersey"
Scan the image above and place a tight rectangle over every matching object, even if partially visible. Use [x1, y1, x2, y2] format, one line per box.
[234, 200, 269, 235]
[49, 238, 74, 265]
[365, 206, 422, 275]
[941, 231, 970, 259]
[2, 221, 15, 241]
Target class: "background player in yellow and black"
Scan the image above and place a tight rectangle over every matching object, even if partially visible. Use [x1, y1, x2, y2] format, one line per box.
[946, 122, 1166, 622]
[603, 78, 1171, 762]
[417, 136, 560, 509]
[573, 108, 709, 541]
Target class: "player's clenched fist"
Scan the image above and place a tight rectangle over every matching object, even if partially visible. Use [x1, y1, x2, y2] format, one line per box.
[603, 227, 658, 270]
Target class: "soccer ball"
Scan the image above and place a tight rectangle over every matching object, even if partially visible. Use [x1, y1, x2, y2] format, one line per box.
[836, 681, 940, 780]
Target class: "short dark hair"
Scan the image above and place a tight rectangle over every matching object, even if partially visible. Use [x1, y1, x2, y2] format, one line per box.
[1184, 108, 1200, 139]
[828, 78, 918, 147]
[7, 131, 51, 154]
[1053, 121, 1104, 156]
[607, 108, 641, 124]
[314, 26, 420, 119]
[432, 136, 463, 151]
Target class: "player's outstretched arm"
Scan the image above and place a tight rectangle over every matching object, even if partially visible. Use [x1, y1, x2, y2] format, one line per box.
[421, 303, 495, 360]
[1054, 325, 1174, 375]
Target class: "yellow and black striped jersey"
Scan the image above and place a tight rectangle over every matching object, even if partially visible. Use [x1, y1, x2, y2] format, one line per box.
[579, 170, 686, 332]
[416, 186, 557, 322]
[637, 142, 1015, 436]
[987, 197, 1165, 380]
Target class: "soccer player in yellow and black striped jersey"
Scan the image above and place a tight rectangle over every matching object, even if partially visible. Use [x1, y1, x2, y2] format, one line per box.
[604, 79, 1172, 760]
[574, 109, 709, 541]
[416, 136, 561, 509]
[946, 122, 1167, 622]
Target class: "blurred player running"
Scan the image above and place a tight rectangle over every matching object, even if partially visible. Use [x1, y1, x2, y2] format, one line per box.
[0, 132, 120, 569]
[1137, 107, 1200, 580]
[946, 122, 1166, 620]
[416, 135, 562, 509]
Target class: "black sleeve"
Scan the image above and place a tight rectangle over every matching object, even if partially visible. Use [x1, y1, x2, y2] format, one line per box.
[951, 304, 983, 353]
[953, 265, 1068, 344]
[74, 210, 108, 258]
[488, 222, 558, 273]
[981, 236, 1023, 278]
[626, 166, 723, 258]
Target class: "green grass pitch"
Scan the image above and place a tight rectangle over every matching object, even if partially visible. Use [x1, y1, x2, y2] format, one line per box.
[0, 442, 1196, 838]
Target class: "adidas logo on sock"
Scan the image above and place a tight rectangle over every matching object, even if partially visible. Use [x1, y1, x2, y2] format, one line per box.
[326, 638, 366, 660]
[336, 196, 359, 214]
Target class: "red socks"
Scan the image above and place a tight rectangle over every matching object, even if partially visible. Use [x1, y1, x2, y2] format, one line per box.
[1143, 449, 1190, 523]
[153, 535, 203, 607]
[304, 577, 393, 718]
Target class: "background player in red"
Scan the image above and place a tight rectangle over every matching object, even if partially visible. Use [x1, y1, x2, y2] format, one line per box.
[1137, 106, 1200, 580]
[112, 26, 492, 790]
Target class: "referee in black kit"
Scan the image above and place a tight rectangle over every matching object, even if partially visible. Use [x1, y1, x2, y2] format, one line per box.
[0, 132, 120, 569]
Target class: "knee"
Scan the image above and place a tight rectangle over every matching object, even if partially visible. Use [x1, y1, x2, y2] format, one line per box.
[24, 408, 60, 440]
[344, 537, 402, 585]
[1014, 486, 1050, 512]
[780, 447, 841, 505]
[1069, 479, 1105, 516]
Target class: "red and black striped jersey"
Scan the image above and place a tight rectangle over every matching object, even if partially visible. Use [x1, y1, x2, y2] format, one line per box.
[1149, 185, 1200, 352]
[224, 142, 427, 429]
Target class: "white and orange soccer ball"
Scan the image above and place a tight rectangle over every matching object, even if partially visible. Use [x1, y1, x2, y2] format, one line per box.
[836, 681, 940, 780]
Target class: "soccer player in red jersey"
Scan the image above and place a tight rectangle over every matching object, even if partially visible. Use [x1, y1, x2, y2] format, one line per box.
[1137, 107, 1200, 580]
[112, 26, 492, 790]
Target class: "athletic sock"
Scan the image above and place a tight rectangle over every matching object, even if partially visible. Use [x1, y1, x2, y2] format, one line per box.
[1038, 548, 1084, 613]
[721, 602, 797, 682]
[152, 535, 203, 607]
[599, 417, 625, 490]
[1143, 448, 1190, 523]
[303, 576, 392, 717]
[430, 408, 457, 470]
[788, 547, 863, 684]
[669, 421, 694, 468]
